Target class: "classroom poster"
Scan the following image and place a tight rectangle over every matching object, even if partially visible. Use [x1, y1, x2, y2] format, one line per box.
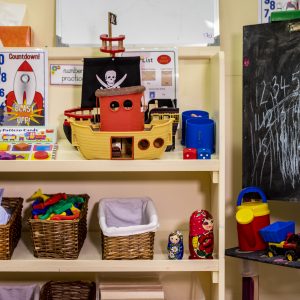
[121, 50, 178, 104]
[259, 0, 299, 23]
[0, 49, 48, 126]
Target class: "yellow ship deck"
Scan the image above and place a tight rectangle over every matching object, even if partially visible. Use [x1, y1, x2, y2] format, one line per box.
[70, 119, 173, 160]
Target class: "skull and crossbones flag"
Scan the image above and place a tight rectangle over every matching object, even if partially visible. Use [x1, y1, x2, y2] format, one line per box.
[81, 56, 141, 108]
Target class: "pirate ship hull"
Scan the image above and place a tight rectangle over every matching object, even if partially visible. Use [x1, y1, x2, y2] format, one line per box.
[70, 119, 173, 160]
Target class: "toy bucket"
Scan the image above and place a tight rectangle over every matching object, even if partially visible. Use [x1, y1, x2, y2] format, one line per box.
[181, 110, 209, 145]
[185, 118, 215, 153]
[236, 187, 270, 251]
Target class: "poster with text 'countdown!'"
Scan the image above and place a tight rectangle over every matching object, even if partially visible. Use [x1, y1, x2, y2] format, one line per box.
[0, 50, 48, 126]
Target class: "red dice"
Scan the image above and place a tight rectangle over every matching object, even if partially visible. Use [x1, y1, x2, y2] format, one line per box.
[183, 148, 197, 159]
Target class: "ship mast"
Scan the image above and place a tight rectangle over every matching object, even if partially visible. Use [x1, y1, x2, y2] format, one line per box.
[100, 12, 125, 57]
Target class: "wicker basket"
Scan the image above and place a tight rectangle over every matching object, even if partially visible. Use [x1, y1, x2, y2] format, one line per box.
[101, 230, 155, 260]
[28, 194, 89, 259]
[0, 197, 23, 259]
[40, 281, 96, 300]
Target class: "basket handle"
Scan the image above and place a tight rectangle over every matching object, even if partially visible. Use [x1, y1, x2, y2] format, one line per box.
[237, 186, 267, 206]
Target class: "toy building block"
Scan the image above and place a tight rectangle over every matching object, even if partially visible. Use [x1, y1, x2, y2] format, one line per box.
[197, 148, 211, 160]
[0, 143, 9, 151]
[183, 148, 197, 159]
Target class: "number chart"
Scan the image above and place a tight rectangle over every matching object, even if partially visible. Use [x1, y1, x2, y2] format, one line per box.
[0, 50, 48, 127]
[259, 0, 299, 23]
[243, 21, 300, 201]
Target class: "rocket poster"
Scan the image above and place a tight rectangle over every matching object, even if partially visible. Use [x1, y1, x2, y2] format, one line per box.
[0, 50, 48, 126]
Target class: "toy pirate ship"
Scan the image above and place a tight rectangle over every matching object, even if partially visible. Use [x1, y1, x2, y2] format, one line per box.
[63, 13, 174, 160]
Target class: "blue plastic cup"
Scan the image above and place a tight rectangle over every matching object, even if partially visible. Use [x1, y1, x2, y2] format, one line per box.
[181, 110, 209, 145]
[185, 118, 215, 153]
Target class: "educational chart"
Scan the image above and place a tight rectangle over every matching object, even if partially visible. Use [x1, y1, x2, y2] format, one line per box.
[0, 127, 57, 160]
[259, 0, 299, 23]
[0, 50, 48, 126]
[122, 50, 177, 104]
[243, 21, 300, 201]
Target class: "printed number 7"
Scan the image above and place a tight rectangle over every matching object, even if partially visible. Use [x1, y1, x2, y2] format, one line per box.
[264, 8, 269, 18]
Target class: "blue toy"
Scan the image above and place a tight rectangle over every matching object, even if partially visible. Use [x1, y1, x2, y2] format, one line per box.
[167, 230, 184, 260]
[197, 148, 211, 160]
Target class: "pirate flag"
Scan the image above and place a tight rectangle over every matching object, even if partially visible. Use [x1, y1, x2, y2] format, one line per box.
[81, 56, 141, 108]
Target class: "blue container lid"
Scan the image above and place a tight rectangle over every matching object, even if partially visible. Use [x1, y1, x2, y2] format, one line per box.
[186, 118, 214, 126]
[182, 110, 209, 118]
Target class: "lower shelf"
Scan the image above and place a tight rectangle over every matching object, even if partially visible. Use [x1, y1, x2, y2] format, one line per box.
[2, 232, 219, 272]
[226, 247, 300, 269]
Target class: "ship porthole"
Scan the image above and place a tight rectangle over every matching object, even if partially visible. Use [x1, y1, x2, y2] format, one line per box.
[153, 138, 164, 148]
[110, 100, 120, 111]
[123, 99, 133, 110]
[138, 139, 150, 150]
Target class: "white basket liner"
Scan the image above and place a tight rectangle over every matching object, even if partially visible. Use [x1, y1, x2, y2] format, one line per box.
[98, 197, 159, 237]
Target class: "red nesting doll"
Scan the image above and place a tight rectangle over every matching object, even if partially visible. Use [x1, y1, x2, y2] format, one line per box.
[189, 210, 214, 259]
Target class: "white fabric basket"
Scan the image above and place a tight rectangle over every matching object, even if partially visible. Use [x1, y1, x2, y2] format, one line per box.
[98, 197, 159, 237]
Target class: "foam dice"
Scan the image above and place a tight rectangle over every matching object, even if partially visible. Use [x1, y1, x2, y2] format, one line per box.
[197, 148, 211, 160]
[183, 148, 197, 159]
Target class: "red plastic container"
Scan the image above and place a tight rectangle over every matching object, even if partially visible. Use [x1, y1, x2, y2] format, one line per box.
[236, 187, 270, 251]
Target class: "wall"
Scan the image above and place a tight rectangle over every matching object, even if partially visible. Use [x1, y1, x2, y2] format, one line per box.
[3, 0, 300, 299]
[220, 1, 300, 300]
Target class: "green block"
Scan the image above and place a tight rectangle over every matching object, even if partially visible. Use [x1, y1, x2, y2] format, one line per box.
[271, 10, 300, 22]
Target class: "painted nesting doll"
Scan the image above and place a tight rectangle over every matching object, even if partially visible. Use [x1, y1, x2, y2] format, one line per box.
[189, 210, 214, 259]
[167, 230, 184, 260]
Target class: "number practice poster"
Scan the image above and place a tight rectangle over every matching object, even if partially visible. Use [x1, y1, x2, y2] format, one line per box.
[259, 0, 299, 23]
[0, 50, 48, 126]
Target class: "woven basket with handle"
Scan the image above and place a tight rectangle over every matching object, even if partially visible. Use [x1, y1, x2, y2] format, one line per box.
[101, 230, 155, 260]
[0, 197, 23, 260]
[40, 280, 96, 300]
[28, 194, 89, 259]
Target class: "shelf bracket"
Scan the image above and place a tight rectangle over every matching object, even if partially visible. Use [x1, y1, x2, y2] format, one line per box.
[211, 171, 219, 184]
[212, 271, 219, 284]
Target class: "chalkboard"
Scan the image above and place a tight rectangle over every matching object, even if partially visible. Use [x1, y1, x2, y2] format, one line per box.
[243, 21, 300, 201]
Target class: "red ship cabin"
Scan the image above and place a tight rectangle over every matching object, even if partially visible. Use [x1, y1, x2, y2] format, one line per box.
[95, 86, 145, 132]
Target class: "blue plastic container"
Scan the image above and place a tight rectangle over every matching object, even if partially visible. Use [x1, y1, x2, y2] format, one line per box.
[181, 110, 209, 145]
[185, 118, 215, 153]
[259, 221, 295, 243]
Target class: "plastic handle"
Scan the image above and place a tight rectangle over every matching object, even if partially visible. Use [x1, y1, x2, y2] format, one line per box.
[237, 186, 267, 206]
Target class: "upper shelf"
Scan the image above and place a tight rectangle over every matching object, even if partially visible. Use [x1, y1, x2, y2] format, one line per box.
[0, 139, 220, 173]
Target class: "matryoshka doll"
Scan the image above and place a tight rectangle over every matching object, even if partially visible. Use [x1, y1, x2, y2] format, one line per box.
[167, 230, 184, 260]
[189, 210, 214, 259]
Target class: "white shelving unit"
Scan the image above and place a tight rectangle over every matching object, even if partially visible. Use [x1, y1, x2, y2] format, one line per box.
[0, 47, 225, 300]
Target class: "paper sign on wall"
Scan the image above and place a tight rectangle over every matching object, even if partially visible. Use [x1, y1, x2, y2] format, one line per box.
[50, 64, 83, 85]
[0, 49, 48, 126]
[121, 50, 178, 104]
[259, 0, 299, 23]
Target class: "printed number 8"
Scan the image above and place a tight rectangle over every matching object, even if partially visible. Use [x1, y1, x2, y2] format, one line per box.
[264, 0, 270, 4]
[1, 73, 6, 83]
[270, 0, 275, 9]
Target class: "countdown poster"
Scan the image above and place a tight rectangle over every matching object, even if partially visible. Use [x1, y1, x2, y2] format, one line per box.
[0, 50, 48, 126]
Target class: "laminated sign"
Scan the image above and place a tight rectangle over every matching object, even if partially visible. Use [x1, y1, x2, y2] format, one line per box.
[0, 50, 48, 126]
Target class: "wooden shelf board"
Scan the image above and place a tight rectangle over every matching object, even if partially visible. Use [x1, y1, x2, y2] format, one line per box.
[0, 139, 220, 173]
[1, 232, 219, 273]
